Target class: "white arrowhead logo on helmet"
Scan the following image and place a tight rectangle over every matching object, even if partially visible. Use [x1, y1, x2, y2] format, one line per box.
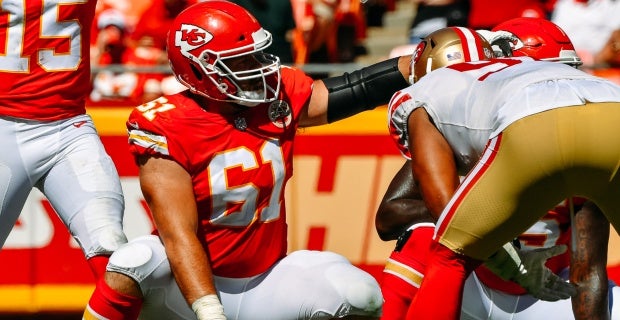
[175, 24, 213, 60]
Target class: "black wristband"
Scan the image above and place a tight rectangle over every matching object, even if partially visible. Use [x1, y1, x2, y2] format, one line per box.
[323, 57, 409, 123]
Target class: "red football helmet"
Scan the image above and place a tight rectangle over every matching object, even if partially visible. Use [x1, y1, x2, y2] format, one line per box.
[492, 17, 582, 67]
[167, 0, 281, 106]
[410, 27, 494, 84]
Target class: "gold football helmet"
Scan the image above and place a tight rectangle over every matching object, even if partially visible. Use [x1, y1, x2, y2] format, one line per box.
[410, 27, 494, 84]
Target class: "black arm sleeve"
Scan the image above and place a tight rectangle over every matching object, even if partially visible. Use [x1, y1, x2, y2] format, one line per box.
[322, 57, 409, 123]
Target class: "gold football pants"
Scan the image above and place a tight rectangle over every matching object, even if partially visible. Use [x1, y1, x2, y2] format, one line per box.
[436, 102, 620, 260]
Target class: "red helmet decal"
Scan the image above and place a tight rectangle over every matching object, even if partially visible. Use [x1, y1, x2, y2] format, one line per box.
[412, 41, 426, 64]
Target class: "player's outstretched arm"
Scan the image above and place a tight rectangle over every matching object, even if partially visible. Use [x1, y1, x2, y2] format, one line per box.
[300, 55, 411, 127]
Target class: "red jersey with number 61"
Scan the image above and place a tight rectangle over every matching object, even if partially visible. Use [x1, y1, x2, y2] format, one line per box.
[0, 0, 96, 121]
[127, 67, 314, 278]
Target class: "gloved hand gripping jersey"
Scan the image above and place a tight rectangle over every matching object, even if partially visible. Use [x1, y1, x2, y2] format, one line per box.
[476, 30, 519, 57]
[484, 242, 577, 301]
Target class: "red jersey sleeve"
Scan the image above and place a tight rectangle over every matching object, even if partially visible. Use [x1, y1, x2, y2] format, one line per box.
[126, 93, 201, 171]
[279, 66, 314, 117]
[127, 98, 171, 154]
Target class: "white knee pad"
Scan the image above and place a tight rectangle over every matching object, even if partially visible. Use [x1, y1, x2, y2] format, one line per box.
[287, 250, 383, 316]
[107, 235, 169, 288]
[108, 236, 195, 320]
[324, 262, 383, 314]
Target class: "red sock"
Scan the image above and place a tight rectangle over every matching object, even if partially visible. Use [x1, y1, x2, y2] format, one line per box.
[87, 255, 110, 280]
[381, 225, 434, 320]
[405, 240, 480, 320]
[84, 277, 143, 320]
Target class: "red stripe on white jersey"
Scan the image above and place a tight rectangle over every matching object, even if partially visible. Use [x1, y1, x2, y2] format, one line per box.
[435, 134, 503, 238]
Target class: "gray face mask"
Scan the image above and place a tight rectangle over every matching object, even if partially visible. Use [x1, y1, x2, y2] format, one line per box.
[235, 89, 266, 107]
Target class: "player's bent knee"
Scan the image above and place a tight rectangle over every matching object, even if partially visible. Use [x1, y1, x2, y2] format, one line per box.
[106, 235, 168, 286]
[325, 262, 383, 314]
[281, 251, 383, 316]
[345, 279, 383, 311]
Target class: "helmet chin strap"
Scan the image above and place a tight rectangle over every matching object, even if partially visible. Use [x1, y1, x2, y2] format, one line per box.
[238, 89, 264, 100]
[236, 100, 260, 107]
[213, 81, 259, 106]
[234, 89, 264, 107]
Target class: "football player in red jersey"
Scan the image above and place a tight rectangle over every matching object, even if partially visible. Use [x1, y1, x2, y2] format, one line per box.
[0, 0, 126, 279]
[82, 1, 413, 319]
[386, 18, 620, 319]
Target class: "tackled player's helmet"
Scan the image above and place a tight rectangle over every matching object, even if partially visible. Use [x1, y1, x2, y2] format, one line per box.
[167, 0, 281, 106]
[492, 17, 582, 67]
[410, 27, 494, 84]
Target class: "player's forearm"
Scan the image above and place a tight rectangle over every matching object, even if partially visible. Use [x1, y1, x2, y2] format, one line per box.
[571, 256, 610, 319]
[408, 109, 460, 221]
[572, 276, 610, 320]
[376, 160, 433, 241]
[164, 236, 226, 320]
[570, 201, 611, 320]
[165, 235, 219, 304]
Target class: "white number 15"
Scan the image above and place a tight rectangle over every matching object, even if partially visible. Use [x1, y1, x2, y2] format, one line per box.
[0, 0, 87, 73]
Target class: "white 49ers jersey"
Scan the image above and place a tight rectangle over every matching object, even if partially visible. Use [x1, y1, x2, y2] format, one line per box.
[389, 58, 620, 174]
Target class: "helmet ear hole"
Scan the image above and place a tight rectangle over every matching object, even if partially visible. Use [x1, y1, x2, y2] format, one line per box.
[190, 64, 203, 81]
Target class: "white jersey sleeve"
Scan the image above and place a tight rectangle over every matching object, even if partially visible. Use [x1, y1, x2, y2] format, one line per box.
[388, 58, 620, 173]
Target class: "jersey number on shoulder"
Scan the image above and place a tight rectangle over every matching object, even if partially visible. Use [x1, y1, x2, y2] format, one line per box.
[136, 97, 176, 121]
[0, 0, 87, 73]
[448, 59, 523, 80]
[209, 141, 285, 227]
